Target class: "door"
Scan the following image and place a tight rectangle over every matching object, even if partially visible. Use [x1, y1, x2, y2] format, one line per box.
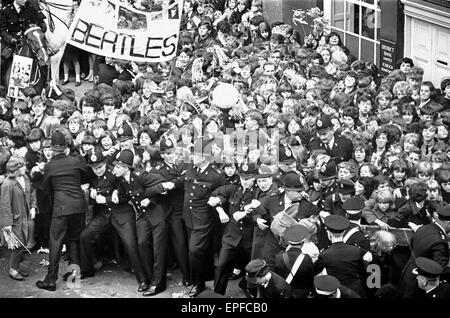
[434, 24, 450, 85]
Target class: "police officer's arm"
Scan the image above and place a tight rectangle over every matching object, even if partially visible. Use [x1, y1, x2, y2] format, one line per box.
[141, 172, 167, 197]
[105, 176, 129, 204]
[172, 164, 187, 190]
[210, 184, 238, 207]
[430, 243, 450, 279]
[388, 204, 409, 228]
[313, 253, 326, 276]
[41, 164, 54, 195]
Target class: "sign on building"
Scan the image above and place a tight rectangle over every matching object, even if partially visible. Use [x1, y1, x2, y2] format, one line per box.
[380, 39, 396, 76]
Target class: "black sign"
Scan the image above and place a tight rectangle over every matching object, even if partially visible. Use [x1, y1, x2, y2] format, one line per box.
[380, 39, 396, 77]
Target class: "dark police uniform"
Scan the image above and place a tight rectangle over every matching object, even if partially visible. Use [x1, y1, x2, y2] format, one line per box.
[253, 189, 319, 268]
[183, 163, 228, 291]
[314, 215, 367, 297]
[423, 281, 450, 298]
[343, 222, 370, 253]
[399, 222, 450, 298]
[79, 163, 145, 284]
[121, 170, 169, 290]
[153, 161, 190, 283]
[308, 135, 354, 164]
[212, 177, 258, 295]
[39, 141, 92, 286]
[0, 0, 46, 83]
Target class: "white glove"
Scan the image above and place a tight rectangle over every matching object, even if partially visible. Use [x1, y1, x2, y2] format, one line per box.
[96, 195, 106, 204]
[216, 207, 229, 224]
[207, 197, 221, 207]
[90, 189, 97, 200]
[29, 208, 36, 220]
[233, 211, 247, 222]
[141, 198, 150, 207]
[111, 190, 119, 204]
[256, 218, 269, 230]
[363, 251, 373, 263]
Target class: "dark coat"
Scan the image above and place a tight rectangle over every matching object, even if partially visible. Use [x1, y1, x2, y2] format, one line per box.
[0, 1, 46, 45]
[314, 241, 367, 297]
[274, 247, 314, 297]
[390, 200, 432, 228]
[212, 183, 257, 249]
[153, 162, 186, 214]
[308, 135, 353, 164]
[343, 222, 371, 253]
[259, 271, 292, 298]
[42, 153, 92, 218]
[400, 222, 450, 298]
[121, 171, 168, 226]
[90, 167, 134, 225]
[0, 175, 35, 243]
[183, 163, 228, 230]
[422, 281, 450, 299]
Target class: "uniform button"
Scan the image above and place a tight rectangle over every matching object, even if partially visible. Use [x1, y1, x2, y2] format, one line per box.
[108, 208, 111, 211]
[191, 193, 193, 196]
[189, 207, 192, 209]
[189, 200, 192, 203]
[240, 227, 243, 230]
[106, 191, 109, 194]
[192, 186, 195, 189]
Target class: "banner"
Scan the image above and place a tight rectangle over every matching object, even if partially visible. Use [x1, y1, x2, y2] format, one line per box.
[7, 55, 33, 100]
[66, 0, 182, 63]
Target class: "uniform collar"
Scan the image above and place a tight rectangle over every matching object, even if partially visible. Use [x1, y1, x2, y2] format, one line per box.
[13, 2, 22, 13]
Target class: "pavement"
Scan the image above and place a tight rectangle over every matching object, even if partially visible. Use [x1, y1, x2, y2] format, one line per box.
[60, 76, 93, 100]
[0, 246, 247, 298]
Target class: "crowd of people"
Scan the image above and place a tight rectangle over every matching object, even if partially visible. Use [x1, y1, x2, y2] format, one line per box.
[0, 0, 450, 299]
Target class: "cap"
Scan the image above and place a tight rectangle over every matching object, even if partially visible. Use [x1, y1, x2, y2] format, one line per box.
[237, 163, 258, 179]
[159, 135, 175, 153]
[117, 122, 134, 142]
[181, 101, 200, 115]
[284, 224, 309, 245]
[436, 204, 450, 221]
[245, 259, 268, 278]
[279, 144, 295, 164]
[318, 160, 337, 180]
[342, 197, 365, 214]
[324, 215, 350, 233]
[337, 179, 355, 195]
[283, 171, 304, 191]
[113, 149, 134, 168]
[88, 147, 107, 168]
[412, 257, 443, 278]
[316, 114, 333, 133]
[255, 165, 275, 179]
[50, 130, 68, 151]
[314, 275, 340, 295]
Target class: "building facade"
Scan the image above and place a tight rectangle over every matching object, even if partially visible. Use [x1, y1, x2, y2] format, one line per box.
[263, 0, 450, 83]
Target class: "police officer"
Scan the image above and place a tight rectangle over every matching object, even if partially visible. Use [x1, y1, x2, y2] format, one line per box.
[314, 215, 367, 297]
[317, 179, 355, 250]
[252, 171, 319, 268]
[399, 204, 450, 298]
[36, 130, 92, 291]
[183, 137, 228, 297]
[153, 135, 190, 286]
[208, 162, 258, 295]
[0, 0, 46, 84]
[342, 197, 370, 252]
[313, 275, 361, 298]
[245, 259, 292, 298]
[112, 149, 171, 296]
[250, 165, 278, 260]
[308, 114, 353, 164]
[274, 224, 314, 298]
[78, 148, 147, 291]
[413, 257, 450, 298]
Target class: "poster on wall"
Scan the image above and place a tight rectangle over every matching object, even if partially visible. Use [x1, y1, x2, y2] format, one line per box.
[66, 0, 182, 63]
[7, 55, 33, 100]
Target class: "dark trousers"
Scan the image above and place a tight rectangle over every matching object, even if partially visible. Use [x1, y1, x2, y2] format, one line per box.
[80, 211, 146, 283]
[167, 211, 190, 280]
[136, 216, 168, 288]
[262, 231, 284, 268]
[44, 213, 85, 284]
[189, 225, 215, 287]
[9, 246, 25, 271]
[214, 241, 251, 295]
[251, 227, 268, 260]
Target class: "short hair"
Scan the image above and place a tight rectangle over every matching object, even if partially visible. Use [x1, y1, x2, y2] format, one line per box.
[435, 168, 450, 184]
[415, 161, 433, 177]
[338, 161, 356, 176]
[0, 148, 12, 175]
[397, 57, 414, 68]
[375, 189, 394, 204]
[8, 127, 27, 148]
[409, 181, 428, 202]
[6, 155, 25, 175]
[390, 159, 408, 172]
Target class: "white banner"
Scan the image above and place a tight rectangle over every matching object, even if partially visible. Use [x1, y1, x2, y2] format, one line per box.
[7, 55, 34, 100]
[66, 0, 182, 62]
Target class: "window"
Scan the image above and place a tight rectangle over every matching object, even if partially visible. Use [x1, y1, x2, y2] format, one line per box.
[324, 0, 381, 66]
